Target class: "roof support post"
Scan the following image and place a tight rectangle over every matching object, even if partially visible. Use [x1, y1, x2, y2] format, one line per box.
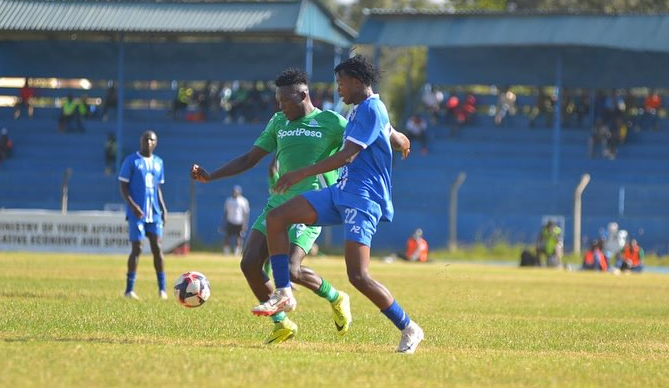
[333, 45, 342, 103]
[551, 53, 562, 185]
[305, 37, 313, 77]
[115, 34, 125, 174]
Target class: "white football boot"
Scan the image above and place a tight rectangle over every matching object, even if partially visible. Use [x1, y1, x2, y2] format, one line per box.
[397, 321, 424, 354]
[251, 288, 297, 316]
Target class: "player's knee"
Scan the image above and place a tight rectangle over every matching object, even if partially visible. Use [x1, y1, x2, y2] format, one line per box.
[149, 241, 161, 254]
[131, 242, 142, 256]
[347, 271, 371, 290]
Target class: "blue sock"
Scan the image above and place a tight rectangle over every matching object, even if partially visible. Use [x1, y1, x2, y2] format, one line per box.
[125, 272, 136, 294]
[381, 300, 411, 330]
[270, 311, 286, 323]
[156, 271, 166, 292]
[270, 254, 290, 289]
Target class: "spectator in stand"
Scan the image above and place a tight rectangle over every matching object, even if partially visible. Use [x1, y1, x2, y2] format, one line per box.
[589, 119, 615, 160]
[322, 86, 335, 111]
[535, 220, 563, 267]
[494, 86, 517, 127]
[58, 94, 85, 133]
[104, 132, 117, 176]
[529, 88, 554, 128]
[582, 240, 608, 272]
[575, 90, 590, 129]
[0, 127, 14, 163]
[623, 89, 639, 132]
[643, 89, 662, 131]
[77, 94, 91, 119]
[172, 83, 192, 120]
[561, 89, 576, 128]
[421, 84, 443, 125]
[101, 82, 118, 122]
[406, 114, 428, 155]
[593, 89, 607, 125]
[14, 79, 35, 120]
[450, 94, 476, 137]
[193, 81, 213, 121]
[620, 238, 644, 273]
[613, 116, 628, 146]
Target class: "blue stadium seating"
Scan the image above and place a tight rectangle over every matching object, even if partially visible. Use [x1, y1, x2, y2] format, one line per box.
[2, 110, 669, 254]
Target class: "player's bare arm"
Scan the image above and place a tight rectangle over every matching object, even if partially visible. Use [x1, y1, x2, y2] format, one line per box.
[273, 140, 363, 193]
[191, 146, 269, 183]
[119, 181, 143, 218]
[158, 186, 167, 226]
[390, 127, 411, 160]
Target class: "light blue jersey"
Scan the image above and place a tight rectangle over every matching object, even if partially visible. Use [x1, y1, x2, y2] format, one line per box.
[302, 94, 394, 247]
[336, 94, 394, 222]
[118, 152, 165, 223]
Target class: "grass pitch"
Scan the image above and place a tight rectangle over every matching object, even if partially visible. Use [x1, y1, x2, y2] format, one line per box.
[1, 252, 668, 388]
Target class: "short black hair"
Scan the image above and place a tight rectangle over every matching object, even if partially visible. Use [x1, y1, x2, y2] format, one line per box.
[334, 54, 380, 86]
[275, 68, 309, 87]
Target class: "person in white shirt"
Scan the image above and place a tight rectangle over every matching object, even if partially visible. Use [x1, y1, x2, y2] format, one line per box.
[221, 185, 250, 255]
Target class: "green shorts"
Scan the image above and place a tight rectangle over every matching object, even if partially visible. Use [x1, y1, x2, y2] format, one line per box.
[252, 205, 321, 254]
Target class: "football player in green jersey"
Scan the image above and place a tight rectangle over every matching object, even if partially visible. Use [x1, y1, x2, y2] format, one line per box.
[191, 68, 410, 344]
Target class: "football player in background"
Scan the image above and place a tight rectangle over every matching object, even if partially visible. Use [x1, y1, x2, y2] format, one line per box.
[118, 130, 168, 300]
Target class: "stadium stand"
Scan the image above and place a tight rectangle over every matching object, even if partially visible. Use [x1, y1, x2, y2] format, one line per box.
[2, 107, 669, 253]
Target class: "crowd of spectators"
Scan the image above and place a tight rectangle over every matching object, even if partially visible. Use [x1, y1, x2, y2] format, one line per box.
[520, 220, 645, 273]
[581, 222, 644, 273]
[416, 84, 664, 137]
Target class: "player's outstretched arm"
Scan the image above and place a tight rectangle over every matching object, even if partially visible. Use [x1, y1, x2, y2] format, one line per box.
[390, 127, 411, 160]
[273, 140, 363, 193]
[191, 146, 269, 183]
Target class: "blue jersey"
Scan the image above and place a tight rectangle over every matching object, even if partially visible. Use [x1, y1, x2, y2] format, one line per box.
[336, 94, 394, 222]
[118, 152, 165, 223]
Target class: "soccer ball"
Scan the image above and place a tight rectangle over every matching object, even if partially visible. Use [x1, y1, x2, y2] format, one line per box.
[173, 271, 211, 308]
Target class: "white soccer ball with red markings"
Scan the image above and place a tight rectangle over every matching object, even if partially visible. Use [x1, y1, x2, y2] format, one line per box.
[174, 271, 211, 308]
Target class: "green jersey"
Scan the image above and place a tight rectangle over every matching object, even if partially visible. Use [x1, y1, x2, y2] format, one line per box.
[254, 108, 347, 208]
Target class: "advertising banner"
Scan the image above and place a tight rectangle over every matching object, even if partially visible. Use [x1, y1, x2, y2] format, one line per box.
[0, 209, 190, 254]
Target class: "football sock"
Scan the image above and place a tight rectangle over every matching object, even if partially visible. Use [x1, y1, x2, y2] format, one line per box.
[315, 278, 340, 303]
[270, 311, 286, 324]
[269, 254, 291, 289]
[381, 300, 411, 330]
[125, 272, 136, 294]
[156, 271, 166, 292]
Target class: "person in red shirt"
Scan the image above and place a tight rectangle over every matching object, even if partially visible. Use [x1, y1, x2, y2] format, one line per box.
[14, 79, 35, 119]
[643, 90, 662, 131]
[582, 240, 608, 272]
[620, 239, 644, 273]
[399, 228, 429, 262]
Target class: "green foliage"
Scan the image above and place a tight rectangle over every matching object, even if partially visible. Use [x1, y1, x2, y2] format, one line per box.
[2, 252, 669, 387]
[380, 46, 427, 126]
[512, 0, 669, 13]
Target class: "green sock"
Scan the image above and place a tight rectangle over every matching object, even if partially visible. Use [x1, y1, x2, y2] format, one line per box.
[270, 311, 286, 323]
[315, 278, 340, 303]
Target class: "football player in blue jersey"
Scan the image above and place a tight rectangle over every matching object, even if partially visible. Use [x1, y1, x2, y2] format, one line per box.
[252, 55, 424, 354]
[118, 130, 168, 300]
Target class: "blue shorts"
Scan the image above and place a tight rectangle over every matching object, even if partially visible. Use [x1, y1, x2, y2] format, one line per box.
[302, 186, 381, 247]
[127, 217, 163, 242]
